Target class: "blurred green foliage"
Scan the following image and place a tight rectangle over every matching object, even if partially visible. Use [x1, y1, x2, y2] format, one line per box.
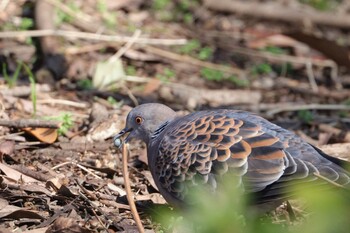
[179, 40, 213, 60]
[55, 2, 78, 24]
[152, 0, 199, 24]
[153, 175, 350, 233]
[77, 79, 93, 90]
[299, 0, 341, 11]
[97, 0, 117, 29]
[250, 63, 273, 76]
[297, 110, 314, 124]
[126, 65, 137, 76]
[156, 68, 176, 82]
[201, 68, 249, 87]
[262, 46, 287, 55]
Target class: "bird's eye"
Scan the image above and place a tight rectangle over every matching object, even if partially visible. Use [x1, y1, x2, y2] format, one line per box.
[135, 116, 143, 125]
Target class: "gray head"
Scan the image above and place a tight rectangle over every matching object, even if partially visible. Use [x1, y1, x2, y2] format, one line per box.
[114, 103, 176, 146]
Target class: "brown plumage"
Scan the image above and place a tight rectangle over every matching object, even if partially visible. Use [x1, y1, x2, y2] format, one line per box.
[114, 103, 350, 209]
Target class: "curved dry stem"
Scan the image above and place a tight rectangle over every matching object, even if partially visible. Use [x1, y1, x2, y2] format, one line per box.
[122, 143, 145, 233]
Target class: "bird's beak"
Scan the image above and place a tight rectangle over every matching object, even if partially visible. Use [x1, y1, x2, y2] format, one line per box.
[113, 127, 132, 148]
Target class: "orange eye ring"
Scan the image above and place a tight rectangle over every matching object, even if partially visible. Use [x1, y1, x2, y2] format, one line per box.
[135, 116, 143, 125]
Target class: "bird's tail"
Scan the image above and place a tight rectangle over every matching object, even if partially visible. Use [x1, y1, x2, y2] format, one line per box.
[311, 145, 350, 173]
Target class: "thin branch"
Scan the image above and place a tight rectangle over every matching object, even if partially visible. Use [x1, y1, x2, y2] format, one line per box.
[0, 29, 187, 45]
[122, 144, 145, 233]
[0, 119, 61, 129]
[313, 172, 345, 189]
[110, 30, 142, 62]
[205, 0, 350, 29]
[305, 61, 318, 92]
[37, 99, 88, 108]
[51, 161, 103, 180]
[265, 104, 350, 117]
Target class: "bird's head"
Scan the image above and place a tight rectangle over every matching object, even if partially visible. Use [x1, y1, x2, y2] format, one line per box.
[114, 103, 176, 146]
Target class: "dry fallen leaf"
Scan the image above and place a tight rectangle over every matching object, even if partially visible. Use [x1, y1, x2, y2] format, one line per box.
[0, 141, 15, 155]
[22, 127, 58, 144]
[0, 162, 41, 183]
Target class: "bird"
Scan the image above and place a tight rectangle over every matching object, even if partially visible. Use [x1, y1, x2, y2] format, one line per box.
[113, 103, 350, 210]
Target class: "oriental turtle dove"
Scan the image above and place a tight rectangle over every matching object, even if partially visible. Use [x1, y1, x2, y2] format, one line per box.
[114, 103, 350, 209]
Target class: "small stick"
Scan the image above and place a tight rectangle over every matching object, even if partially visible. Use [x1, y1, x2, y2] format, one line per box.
[313, 172, 345, 189]
[0, 29, 187, 45]
[0, 119, 60, 129]
[265, 104, 350, 117]
[37, 99, 87, 108]
[122, 143, 145, 233]
[110, 30, 142, 62]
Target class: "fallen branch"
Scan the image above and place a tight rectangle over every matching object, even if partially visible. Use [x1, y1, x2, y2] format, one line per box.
[122, 143, 145, 233]
[204, 0, 350, 29]
[0, 29, 187, 46]
[0, 119, 60, 129]
[264, 104, 350, 117]
[159, 83, 261, 109]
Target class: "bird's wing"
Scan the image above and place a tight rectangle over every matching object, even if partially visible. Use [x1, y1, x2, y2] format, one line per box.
[153, 110, 287, 202]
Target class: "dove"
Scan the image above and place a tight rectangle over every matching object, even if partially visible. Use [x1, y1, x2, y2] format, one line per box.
[114, 103, 350, 209]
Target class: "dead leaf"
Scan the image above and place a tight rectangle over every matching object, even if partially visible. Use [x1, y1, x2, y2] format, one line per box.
[0, 162, 40, 183]
[93, 59, 126, 90]
[135, 193, 166, 204]
[0, 141, 15, 155]
[143, 78, 161, 96]
[141, 171, 158, 191]
[107, 183, 126, 196]
[22, 127, 58, 144]
[0, 207, 43, 220]
[46, 217, 90, 233]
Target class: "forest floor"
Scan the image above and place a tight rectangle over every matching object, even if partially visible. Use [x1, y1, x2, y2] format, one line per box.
[0, 0, 350, 232]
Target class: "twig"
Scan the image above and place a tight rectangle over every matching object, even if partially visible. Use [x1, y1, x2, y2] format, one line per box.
[305, 61, 318, 92]
[51, 161, 103, 180]
[0, 119, 60, 129]
[144, 45, 245, 77]
[265, 104, 350, 117]
[313, 172, 345, 189]
[228, 45, 336, 68]
[204, 0, 350, 29]
[0, 29, 187, 45]
[77, 189, 110, 232]
[37, 99, 88, 108]
[110, 30, 142, 62]
[122, 143, 145, 233]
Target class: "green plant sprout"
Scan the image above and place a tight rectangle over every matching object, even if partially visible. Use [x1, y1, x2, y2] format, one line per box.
[77, 79, 93, 90]
[2, 62, 22, 88]
[22, 63, 37, 117]
[45, 113, 74, 135]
